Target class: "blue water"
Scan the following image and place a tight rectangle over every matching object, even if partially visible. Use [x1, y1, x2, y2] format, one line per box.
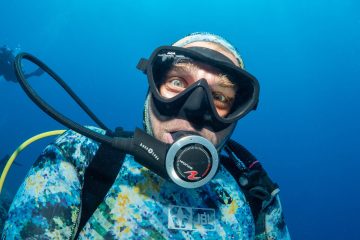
[1, 0, 359, 239]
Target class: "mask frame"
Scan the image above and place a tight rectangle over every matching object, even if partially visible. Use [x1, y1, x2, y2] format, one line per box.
[137, 46, 260, 131]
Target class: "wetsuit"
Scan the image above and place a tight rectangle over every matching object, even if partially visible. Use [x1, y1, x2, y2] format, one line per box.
[2, 127, 290, 239]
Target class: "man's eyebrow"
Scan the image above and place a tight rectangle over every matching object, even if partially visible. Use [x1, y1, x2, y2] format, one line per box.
[218, 74, 236, 88]
[169, 62, 237, 89]
[170, 63, 197, 75]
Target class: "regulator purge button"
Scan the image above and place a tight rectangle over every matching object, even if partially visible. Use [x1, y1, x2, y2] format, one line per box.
[166, 135, 219, 188]
[174, 144, 212, 182]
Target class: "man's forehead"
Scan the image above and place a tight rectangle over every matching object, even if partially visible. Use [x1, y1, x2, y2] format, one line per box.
[183, 41, 239, 66]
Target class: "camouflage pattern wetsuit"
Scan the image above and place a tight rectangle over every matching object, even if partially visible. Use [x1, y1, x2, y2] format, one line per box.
[2, 127, 290, 239]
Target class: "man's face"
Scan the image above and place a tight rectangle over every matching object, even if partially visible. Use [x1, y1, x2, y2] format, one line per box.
[149, 41, 240, 145]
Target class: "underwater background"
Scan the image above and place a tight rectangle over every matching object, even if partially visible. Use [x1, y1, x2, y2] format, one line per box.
[0, 0, 359, 239]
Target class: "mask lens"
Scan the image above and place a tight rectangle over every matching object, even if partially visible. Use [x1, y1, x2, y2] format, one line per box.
[152, 49, 241, 118]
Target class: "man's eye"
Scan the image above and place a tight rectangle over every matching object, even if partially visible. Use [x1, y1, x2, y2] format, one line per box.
[213, 92, 228, 103]
[169, 78, 186, 88]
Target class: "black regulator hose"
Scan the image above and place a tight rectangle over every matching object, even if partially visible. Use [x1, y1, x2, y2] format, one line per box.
[13, 52, 219, 189]
[14, 52, 131, 151]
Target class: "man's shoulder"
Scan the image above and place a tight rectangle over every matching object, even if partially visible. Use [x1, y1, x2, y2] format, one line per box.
[51, 126, 105, 166]
[54, 126, 105, 145]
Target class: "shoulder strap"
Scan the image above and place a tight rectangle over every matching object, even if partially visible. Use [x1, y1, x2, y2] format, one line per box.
[221, 139, 279, 223]
[75, 127, 132, 238]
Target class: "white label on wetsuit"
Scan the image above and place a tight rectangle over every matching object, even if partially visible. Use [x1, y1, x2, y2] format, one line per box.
[168, 205, 215, 231]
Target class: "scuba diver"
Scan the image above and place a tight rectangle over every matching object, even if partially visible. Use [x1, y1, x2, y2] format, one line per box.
[0, 154, 21, 171]
[0, 45, 44, 83]
[0, 155, 11, 169]
[2, 33, 290, 239]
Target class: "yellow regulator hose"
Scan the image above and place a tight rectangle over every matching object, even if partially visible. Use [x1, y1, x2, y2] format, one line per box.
[0, 130, 66, 194]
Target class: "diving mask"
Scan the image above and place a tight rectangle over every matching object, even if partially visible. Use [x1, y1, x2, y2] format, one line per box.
[137, 46, 260, 131]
